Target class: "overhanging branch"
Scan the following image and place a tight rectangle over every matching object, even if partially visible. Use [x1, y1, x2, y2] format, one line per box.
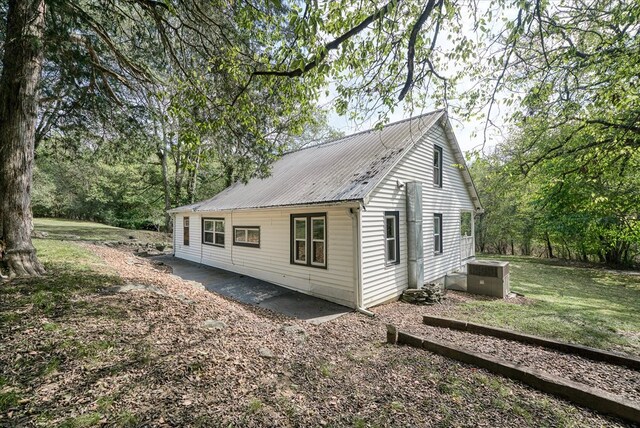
[398, 0, 441, 101]
[253, 0, 397, 78]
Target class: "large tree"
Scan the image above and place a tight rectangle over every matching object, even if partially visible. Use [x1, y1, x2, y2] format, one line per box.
[0, 0, 315, 277]
[0, 0, 47, 277]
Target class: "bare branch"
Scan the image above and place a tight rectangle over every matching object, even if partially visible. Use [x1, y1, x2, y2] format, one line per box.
[398, 0, 440, 101]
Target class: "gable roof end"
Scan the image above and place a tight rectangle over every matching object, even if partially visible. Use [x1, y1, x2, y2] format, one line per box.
[439, 114, 483, 213]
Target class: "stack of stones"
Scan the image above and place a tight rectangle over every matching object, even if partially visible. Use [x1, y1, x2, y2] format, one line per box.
[401, 283, 444, 305]
[102, 240, 170, 256]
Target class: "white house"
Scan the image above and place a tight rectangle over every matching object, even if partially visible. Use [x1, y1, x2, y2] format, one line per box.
[169, 110, 482, 309]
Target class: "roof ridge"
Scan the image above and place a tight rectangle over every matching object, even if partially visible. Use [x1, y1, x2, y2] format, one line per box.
[285, 109, 444, 155]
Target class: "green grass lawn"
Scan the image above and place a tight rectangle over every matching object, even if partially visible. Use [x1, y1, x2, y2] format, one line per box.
[34, 218, 171, 244]
[449, 256, 640, 355]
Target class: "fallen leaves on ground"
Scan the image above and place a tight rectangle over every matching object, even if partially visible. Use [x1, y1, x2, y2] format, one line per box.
[0, 244, 630, 427]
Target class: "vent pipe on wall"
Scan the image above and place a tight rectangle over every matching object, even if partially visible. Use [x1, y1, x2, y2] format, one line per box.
[406, 181, 424, 289]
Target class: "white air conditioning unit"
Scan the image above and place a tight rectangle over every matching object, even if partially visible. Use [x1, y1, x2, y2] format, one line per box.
[466, 260, 510, 298]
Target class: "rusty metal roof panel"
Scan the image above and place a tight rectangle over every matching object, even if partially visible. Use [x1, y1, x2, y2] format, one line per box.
[171, 110, 445, 212]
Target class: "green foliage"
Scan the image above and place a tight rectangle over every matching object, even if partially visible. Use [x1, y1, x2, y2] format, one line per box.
[470, 152, 538, 256]
[33, 146, 166, 229]
[504, 0, 640, 162]
[59, 413, 102, 428]
[0, 389, 19, 413]
[6, 0, 639, 263]
[115, 411, 139, 427]
[471, 126, 640, 266]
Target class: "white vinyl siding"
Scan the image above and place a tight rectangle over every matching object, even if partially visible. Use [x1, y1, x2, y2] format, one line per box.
[361, 123, 475, 308]
[174, 213, 202, 263]
[174, 206, 355, 307]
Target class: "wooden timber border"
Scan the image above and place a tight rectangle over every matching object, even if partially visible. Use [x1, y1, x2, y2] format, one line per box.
[421, 315, 640, 370]
[385, 326, 640, 424]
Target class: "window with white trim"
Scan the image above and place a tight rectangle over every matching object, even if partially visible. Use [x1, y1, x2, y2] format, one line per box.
[384, 211, 400, 264]
[460, 212, 472, 237]
[434, 213, 443, 253]
[233, 226, 260, 247]
[293, 217, 307, 264]
[203, 218, 225, 246]
[311, 216, 326, 266]
[291, 213, 326, 268]
[183, 217, 190, 246]
[434, 145, 443, 187]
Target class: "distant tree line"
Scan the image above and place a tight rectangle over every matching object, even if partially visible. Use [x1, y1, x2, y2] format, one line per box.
[471, 128, 640, 267]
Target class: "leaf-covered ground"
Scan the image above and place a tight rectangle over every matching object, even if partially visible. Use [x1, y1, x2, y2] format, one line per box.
[0, 237, 635, 427]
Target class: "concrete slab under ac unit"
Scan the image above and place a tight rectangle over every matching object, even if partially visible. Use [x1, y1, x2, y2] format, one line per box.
[445, 272, 467, 291]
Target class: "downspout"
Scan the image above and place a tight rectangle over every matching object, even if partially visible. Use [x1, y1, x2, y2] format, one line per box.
[199, 212, 203, 264]
[230, 210, 235, 266]
[349, 204, 374, 317]
[406, 181, 424, 289]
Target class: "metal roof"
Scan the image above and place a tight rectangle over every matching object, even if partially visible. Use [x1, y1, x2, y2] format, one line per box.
[170, 110, 482, 213]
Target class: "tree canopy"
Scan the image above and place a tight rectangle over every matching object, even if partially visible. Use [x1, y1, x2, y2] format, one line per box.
[1, 0, 639, 276]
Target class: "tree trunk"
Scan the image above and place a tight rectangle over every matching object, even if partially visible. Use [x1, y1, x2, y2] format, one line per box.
[186, 147, 202, 204]
[580, 245, 588, 262]
[0, 0, 46, 278]
[158, 149, 172, 233]
[544, 232, 554, 258]
[224, 163, 235, 188]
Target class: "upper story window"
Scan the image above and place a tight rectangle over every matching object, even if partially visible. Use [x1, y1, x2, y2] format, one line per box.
[434, 213, 443, 254]
[384, 211, 400, 265]
[233, 226, 260, 248]
[291, 213, 326, 268]
[203, 218, 225, 247]
[460, 212, 472, 237]
[183, 217, 190, 246]
[433, 145, 443, 187]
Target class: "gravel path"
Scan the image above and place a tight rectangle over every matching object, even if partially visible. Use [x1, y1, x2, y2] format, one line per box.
[390, 318, 640, 402]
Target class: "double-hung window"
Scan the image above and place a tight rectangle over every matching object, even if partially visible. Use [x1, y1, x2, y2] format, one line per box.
[233, 226, 260, 247]
[291, 214, 326, 268]
[384, 211, 400, 265]
[183, 217, 190, 246]
[434, 213, 443, 254]
[433, 145, 443, 187]
[460, 212, 472, 237]
[203, 218, 225, 246]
